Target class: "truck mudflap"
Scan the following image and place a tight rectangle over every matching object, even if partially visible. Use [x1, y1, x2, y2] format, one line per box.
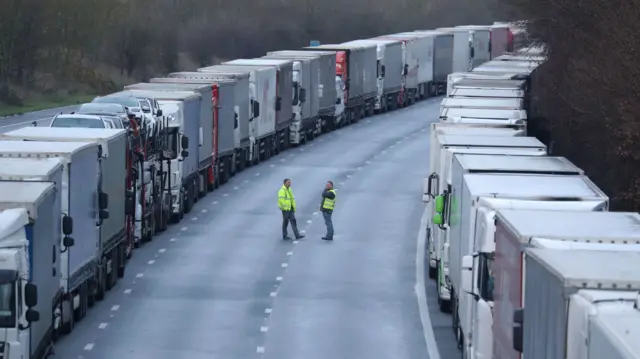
[198, 155, 213, 197]
[218, 148, 236, 184]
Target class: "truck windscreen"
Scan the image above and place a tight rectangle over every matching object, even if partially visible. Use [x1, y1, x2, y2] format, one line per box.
[0, 283, 15, 328]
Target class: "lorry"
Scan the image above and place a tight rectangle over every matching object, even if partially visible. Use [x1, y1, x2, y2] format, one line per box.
[437, 26, 491, 72]
[0, 188, 61, 359]
[114, 91, 193, 222]
[265, 50, 337, 133]
[223, 59, 294, 153]
[0, 140, 101, 335]
[386, 32, 437, 100]
[161, 72, 253, 172]
[0, 127, 130, 294]
[440, 98, 524, 114]
[375, 33, 421, 105]
[425, 136, 547, 303]
[341, 39, 403, 113]
[521, 249, 640, 359]
[124, 81, 240, 186]
[301, 44, 377, 122]
[438, 172, 608, 358]
[440, 108, 528, 126]
[413, 30, 455, 95]
[261, 55, 316, 144]
[492, 209, 640, 359]
[489, 24, 510, 58]
[447, 73, 527, 96]
[448, 78, 528, 98]
[197, 65, 276, 163]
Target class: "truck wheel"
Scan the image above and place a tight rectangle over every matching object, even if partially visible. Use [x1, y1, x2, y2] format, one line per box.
[438, 296, 451, 313]
[428, 266, 437, 279]
[73, 283, 88, 322]
[118, 246, 126, 278]
[96, 268, 106, 301]
[61, 303, 74, 334]
[193, 178, 200, 203]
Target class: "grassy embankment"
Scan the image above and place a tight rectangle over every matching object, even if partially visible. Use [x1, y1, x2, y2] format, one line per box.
[0, 94, 97, 117]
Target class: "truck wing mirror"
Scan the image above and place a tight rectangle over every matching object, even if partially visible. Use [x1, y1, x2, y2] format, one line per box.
[404, 64, 408, 75]
[63, 236, 75, 248]
[181, 150, 189, 159]
[99, 209, 109, 220]
[336, 97, 341, 105]
[25, 283, 38, 307]
[381, 65, 386, 77]
[181, 136, 189, 149]
[512, 308, 524, 352]
[299, 88, 307, 103]
[25, 309, 40, 323]
[62, 215, 73, 235]
[275, 97, 282, 111]
[98, 192, 108, 210]
[253, 101, 260, 118]
[156, 109, 163, 117]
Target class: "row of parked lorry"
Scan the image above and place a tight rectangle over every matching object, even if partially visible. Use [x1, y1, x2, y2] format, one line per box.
[422, 24, 640, 359]
[0, 21, 532, 359]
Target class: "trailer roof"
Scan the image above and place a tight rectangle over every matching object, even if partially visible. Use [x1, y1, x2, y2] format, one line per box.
[168, 71, 249, 79]
[198, 64, 273, 73]
[0, 158, 63, 179]
[525, 249, 640, 289]
[125, 82, 214, 91]
[116, 90, 200, 101]
[595, 311, 640, 357]
[464, 173, 606, 199]
[0, 181, 55, 213]
[303, 44, 367, 50]
[268, 50, 335, 56]
[455, 154, 582, 174]
[339, 40, 379, 48]
[498, 209, 640, 242]
[4, 127, 125, 141]
[439, 135, 544, 148]
[0, 140, 96, 156]
[454, 78, 526, 89]
[225, 58, 293, 67]
[0, 208, 29, 240]
[413, 30, 453, 37]
[348, 39, 401, 45]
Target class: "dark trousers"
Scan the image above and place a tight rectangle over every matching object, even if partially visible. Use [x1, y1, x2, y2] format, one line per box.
[322, 211, 334, 238]
[282, 210, 300, 238]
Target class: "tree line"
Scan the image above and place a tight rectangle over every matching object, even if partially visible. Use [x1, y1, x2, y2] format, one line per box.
[0, 0, 500, 106]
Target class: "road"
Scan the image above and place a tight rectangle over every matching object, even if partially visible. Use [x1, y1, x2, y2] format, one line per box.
[6, 98, 460, 359]
[0, 105, 74, 132]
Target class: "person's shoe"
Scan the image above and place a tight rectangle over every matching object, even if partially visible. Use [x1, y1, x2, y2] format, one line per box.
[283, 236, 292, 240]
[295, 234, 305, 239]
[322, 236, 333, 241]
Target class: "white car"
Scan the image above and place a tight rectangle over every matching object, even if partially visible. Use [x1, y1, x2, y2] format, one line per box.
[49, 114, 118, 129]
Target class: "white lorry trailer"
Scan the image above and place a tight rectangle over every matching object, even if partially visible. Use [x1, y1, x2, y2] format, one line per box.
[265, 50, 337, 133]
[448, 78, 528, 98]
[521, 249, 640, 359]
[0, 127, 129, 297]
[391, 32, 437, 100]
[492, 209, 640, 359]
[440, 98, 525, 114]
[341, 39, 403, 112]
[426, 136, 547, 305]
[413, 30, 455, 95]
[262, 55, 316, 144]
[161, 73, 254, 172]
[0, 141, 100, 335]
[438, 26, 491, 72]
[0, 190, 61, 359]
[198, 64, 277, 163]
[223, 59, 294, 153]
[440, 173, 608, 357]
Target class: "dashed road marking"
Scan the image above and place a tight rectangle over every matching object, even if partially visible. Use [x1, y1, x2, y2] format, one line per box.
[98, 323, 108, 329]
[357, 167, 362, 170]
[365, 161, 370, 164]
[306, 220, 312, 224]
[276, 276, 283, 281]
[84, 343, 95, 351]
[281, 263, 288, 268]
[136, 273, 144, 278]
[261, 326, 269, 332]
[191, 217, 198, 221]
[212, 201, 218, 204]
[256, 173, 260, 176]
[159, 248, 166, 253]
[293, 240, 299, 244]
[270, 164, 275, 167]
[244, 180, 249, 183]
[286, 251, 293, 256]
[222, 193, 228, 197]
[257, 347, 265, 353]
[124, 289, 132, 294]
[346, 175, 352, 178]
[147, 260, 155, 265]
[270, 291, 277, 297]
[111, 305, 120, 311]
[265, 308, 272, 314]
[169, 238, 176, 242]
[201, 209, 208, 213]
[233, 187, 238, 190]
[382, 150, 386, 154]
[181, 227, 188, 231]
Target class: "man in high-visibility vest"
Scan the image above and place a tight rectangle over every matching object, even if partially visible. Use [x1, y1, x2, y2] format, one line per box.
[278, 178, 304, 240]
[320, 180, 336, 241]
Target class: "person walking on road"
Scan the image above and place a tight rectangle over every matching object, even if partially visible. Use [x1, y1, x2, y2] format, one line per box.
[278, 178, 305, 240]
[320, 181, 336, 241]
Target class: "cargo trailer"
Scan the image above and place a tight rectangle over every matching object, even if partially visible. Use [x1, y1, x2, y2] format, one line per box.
[301, 44, 377, 123]
[224, 58, 294, 153]
[414, 30, 454, 94]
[375, 34, 420, 105]
[265, 50, 337, 132]
[389, 32, 437, 99]
[198, 64, 277, 163]
[438, 26, 490, 72]
[0, 140, 100, 335]
[493, 209, 640, 359]
[490, 24, 510, 58]
[440, 97, 524, 114]
[341, 39, 403, 113]
[261, 55, 317, 143]
[522, 249, 640, 359]
[161, 72, 252, 171]
[0, 187, 60, 359]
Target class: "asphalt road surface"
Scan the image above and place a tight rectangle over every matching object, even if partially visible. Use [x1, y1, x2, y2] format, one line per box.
[0, 105, 75, 132]
[9, 98, 460, 359]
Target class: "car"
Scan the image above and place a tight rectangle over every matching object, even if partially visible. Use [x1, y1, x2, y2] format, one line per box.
[92, 96, 143, 116]
[75, 103, 128, 128]
[49, 114, 118, 129]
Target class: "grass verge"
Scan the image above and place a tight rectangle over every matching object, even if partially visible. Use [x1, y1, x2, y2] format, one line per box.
[0, 94, 97, 117]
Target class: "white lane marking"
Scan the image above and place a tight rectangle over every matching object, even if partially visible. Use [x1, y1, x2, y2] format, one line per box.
[390, 145, 395, 148]
[261, 326, 269, 332]
[281, 263, 288, 268]
[300, 148, 305, 151]
[136, 273, 144, 278]
[84, 343, 95, 351]
[415, 205, 442, 359]
[280, 158, 285, 162]
[212, 201, 218, 204]
[147, 260, 155, 265]
[181, 227, 187, 231]
[270, 292, 277, 297]
[289, 154, 294, 157]
[265, 308, 272, 314]
[382, 150, 386, 154]
[286, 251, 293, 256]
[293, 241, 299, 244]
[255, 172, 260, 176]
[257, 347, 265, 353]
[201, 209, 208, 213]
[191, 217, 198, 221]
[309, 144, 314, 147]
[276, 276, 283, 281]
[313, 211, 319, 216]
[270, 164, 275, 167]
[222, 193, 228, 197]
[346, 175, 352, 178]
[365, 161, 370, 164]
[111, 305, 120, 311]
[169, 238, 176, 242]
[306, 220, 312, 224]
[98, 323, 108, 329]
[233, 187, 238, 190]
[244, 180, 249, 183]
[357, 167, 362, 170]
[124, 289, 132, 294]
[159, 248, 166, 253]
